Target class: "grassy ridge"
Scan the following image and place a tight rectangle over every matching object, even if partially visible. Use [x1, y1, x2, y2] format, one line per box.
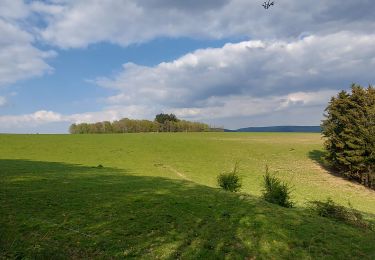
[1, 133, 375, 258]
[226, 126, 321, 133]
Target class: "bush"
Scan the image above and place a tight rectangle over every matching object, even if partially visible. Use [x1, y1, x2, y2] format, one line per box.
[262, 166, 293, 208]
[309, 198, 371, 229]
[217, 163, 242, 192]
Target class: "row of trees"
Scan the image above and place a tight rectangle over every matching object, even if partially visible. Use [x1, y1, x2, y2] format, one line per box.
[322, 84, 374, 189]
[69, 114, 222, 134]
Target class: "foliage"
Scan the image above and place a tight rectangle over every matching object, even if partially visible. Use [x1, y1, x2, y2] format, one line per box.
[262, 166, 293, 208]
[69, 115, 215, 134]
[309, 198, 372, 229]
[154, 113, 178, 124]
[321, 84, 375, 189]
[217, 162, 242, 192]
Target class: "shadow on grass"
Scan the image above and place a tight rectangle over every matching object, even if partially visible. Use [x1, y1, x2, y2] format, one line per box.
[308, 150, 346, 179]
[1, 159, 374, 259]
[308, 150, 327, 165]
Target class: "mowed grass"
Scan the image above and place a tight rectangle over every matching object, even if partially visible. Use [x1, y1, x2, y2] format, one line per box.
[1, 133, 374, 259]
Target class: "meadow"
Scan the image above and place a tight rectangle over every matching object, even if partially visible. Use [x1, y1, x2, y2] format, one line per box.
[1, 133, 374, 259]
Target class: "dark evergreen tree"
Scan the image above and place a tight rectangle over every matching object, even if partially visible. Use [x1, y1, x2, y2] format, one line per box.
[154, 113, 178, 124]
[322, 84, 375, 189]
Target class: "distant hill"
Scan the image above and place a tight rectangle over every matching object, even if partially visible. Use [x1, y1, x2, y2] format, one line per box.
[225, 126, 321, 133]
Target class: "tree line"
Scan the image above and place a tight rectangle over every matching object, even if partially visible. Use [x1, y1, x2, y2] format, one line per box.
[69, 113, 223, 134]
[322, 84, 374, 189]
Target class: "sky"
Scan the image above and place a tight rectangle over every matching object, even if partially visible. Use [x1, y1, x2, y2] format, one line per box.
[0, 0, 374, 133]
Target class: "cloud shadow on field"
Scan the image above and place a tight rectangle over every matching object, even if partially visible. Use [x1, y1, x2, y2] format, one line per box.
[1, 159, 374, 259]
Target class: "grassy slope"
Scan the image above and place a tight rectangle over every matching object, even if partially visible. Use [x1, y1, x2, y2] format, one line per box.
[1, 133, 375, 259]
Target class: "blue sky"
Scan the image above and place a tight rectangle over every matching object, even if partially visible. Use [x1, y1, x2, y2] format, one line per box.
[3, 38, 232, 114]
[0, 0, 374, 133]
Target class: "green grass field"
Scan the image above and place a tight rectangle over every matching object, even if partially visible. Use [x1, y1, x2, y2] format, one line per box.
[1, 133, 375, 259]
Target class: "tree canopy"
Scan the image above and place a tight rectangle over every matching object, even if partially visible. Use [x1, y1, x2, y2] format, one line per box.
[69, 115, 221, 134]
[321, 84, 375, 189]
[154, 113, 178, 124]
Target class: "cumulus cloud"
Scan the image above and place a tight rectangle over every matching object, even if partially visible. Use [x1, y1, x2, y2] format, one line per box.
[0, 88, 337, 131]
[0, 4, 56, 87]
[0, 96, 7, 107]
[279, 90, 339, 109]
[96, 32, 374, 109]
[0, 0, 29, 20]
[0, 106, 156, 128]
[36, 0, 375, 48]
[173, 89, 338, 120]
[0, 110, 63, 127]
[29, 1, 65, 15]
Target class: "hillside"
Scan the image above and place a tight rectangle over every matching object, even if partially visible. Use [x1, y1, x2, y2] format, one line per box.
[226, 126, 321, 133]
[1, 133, 374, 258]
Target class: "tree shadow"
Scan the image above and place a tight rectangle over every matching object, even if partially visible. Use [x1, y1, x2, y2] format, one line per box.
[308, 149, 345, 178]
[308, 150, 326, 165]
[1, 159, 374, 259]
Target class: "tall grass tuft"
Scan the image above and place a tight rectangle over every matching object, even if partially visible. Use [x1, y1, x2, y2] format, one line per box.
[262, 165, 294, 208]
[309, 198, 372, 229]
[217, 162, 242, 192]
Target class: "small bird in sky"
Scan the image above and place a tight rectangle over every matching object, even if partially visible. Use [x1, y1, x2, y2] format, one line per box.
[262, 0, 275, 9]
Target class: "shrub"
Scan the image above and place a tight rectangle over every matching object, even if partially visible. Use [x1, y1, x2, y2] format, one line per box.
[262, 166, 293, 208]
[309, 198, 371, 229]
[217, 162, 242, 192]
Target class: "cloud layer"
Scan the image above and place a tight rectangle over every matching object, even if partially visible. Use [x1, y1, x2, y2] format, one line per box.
[35, 0, 375, 48]
[0, 0, 375, 132]
[92, 32, 374, 123]
[0, 88, 338, 130]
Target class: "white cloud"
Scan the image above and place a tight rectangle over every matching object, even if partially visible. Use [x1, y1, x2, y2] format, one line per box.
[96, 32, 375, 109]
[169, 89, 338, 123]
[0, 110, 63, 127]
[0, 88, 337, 131]
[36, 0, 375, 48]
[67, 105, 158, 124]
[0, 17, 56, 87]
[29, 1, 65, 15]
[279, 90, 339, 109]
[0, 106, 156, 128]
[0, 96, 7, 107]
[0, 0, 29, 20]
